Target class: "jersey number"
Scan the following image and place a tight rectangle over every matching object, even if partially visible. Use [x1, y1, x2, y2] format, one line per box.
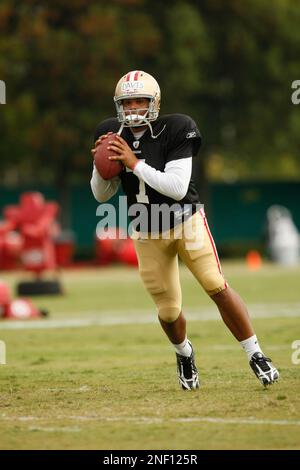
[126, 160, 149, 204]
[136, 179, 149, 203]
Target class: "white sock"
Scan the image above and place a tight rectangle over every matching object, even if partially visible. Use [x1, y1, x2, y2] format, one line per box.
[173, 337, 192, 357]
[240, 334, 263, 361]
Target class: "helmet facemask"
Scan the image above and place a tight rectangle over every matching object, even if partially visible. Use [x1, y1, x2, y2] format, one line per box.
[114, 95, 159, 128]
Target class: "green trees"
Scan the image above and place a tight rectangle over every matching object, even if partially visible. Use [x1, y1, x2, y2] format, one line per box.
[0, 0, 161, 188]
[1, 0, 300, 190]
[197, 0, 300, 180]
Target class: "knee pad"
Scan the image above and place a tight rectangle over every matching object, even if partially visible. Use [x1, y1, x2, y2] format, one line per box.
[158, 305, 181, 323]
[200, 270, 227, 295]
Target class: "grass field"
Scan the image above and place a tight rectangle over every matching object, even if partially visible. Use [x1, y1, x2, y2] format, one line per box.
[0, 261, 300, 450]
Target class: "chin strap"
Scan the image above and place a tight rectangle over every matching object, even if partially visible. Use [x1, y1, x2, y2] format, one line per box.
[147, 122, 166, 139]
[117, 123, 125, 135]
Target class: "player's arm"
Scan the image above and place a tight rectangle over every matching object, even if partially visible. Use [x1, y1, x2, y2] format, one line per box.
[90, 132, 121, 203]
[90, 165, 120, 203]
[133, 158, 192, 201]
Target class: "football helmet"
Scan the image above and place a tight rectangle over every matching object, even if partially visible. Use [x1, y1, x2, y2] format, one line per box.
[114, 71, 160, 128]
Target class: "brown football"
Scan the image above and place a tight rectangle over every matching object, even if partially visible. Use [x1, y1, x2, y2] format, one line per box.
[94, 133, 123, 180]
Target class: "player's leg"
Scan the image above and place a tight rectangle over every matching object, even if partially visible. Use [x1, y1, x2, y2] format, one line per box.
[178, 210, 279, 386]
[158, 310, 186, 344]
[210, 287, 279, 385]
[211, 287, 253, 341]
[133, 236, 199, 390]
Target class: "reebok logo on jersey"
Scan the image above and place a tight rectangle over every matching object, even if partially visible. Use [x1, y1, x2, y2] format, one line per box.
[186, 131, 197, 138]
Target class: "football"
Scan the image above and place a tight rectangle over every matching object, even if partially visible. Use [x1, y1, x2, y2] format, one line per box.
[94, 133, 123, 180]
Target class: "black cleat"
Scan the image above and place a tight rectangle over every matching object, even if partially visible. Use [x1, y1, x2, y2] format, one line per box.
[176, 341, 200, 390]
[249, 352, 279, 386]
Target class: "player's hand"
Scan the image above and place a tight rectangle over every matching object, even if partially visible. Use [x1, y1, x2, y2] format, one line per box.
[90, 132, 114, 157]
[107, 135, 139, 171]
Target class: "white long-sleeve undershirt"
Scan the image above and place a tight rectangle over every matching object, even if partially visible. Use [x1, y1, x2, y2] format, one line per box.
[90, 157, 192, 203]
[133, 157, 192, 201]
[90, 164, 121, 202]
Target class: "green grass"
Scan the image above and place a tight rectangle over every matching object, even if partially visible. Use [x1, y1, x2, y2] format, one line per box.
[0, 262, 300, 449]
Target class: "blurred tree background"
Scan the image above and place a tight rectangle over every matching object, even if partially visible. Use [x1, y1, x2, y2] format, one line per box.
[1, 0, 300, 214]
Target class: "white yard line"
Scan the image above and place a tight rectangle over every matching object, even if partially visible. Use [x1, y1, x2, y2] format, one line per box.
[44, 386, 90, 393]
[1, 302, 300, 330]
[171, 417, 300, 426]
[28, 426, 81, 433]
[1, 414, 300, 427]
[210, 344, 289, 351]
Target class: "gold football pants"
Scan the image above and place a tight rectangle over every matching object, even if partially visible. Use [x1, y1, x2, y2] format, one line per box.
[133, 210, 228, 323]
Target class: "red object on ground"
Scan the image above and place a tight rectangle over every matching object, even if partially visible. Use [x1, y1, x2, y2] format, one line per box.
[0, 280, 44, 319]
[2, 192, 59, 274]
[1, 192, 75, 271]
[96, 237, 116, 265]
[95, 227, 127, 265]
[55, 240, 75, 267]
[0, 230, 23, 269]
[95, 228, 138, 266]
[117, 238, 138, 266]
[0, 280, 11, 306]
[4, 299, 42, 319]
[19, 193, 58, 273]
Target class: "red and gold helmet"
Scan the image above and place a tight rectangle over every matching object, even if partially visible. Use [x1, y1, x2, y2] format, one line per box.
[114, 70, 161, 127]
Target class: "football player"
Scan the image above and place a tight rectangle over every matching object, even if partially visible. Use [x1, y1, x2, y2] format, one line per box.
[91, 70, 279, 390]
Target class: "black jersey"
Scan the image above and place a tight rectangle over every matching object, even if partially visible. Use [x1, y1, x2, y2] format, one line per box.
[94, 114, 202, 231]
